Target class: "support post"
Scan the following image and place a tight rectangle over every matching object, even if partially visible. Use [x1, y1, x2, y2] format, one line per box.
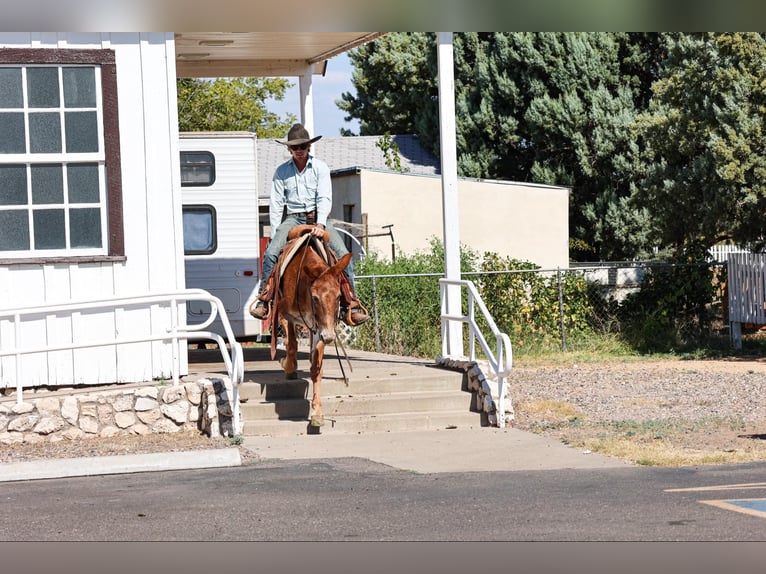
[298, 65, 315, 136]
[437, 32, 463, 357]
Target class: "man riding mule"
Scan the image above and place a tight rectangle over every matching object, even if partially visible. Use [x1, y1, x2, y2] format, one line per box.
[249, 123, 368, 327]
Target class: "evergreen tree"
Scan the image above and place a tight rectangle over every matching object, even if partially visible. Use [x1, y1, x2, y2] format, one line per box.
[635, 32, 766, 256]
[341, 32, 655, 260]
[338, 33, 437, 140]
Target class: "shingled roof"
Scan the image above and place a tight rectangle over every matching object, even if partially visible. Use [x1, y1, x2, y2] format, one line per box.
[257, 134, 440, 202]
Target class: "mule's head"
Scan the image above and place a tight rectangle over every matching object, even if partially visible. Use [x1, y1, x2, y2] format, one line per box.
[310, 253, 352, 342]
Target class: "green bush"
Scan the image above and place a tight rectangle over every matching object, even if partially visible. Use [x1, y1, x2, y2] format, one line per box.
[350, 238, 721, 359]
[617, 263, 718, 353]
[352, 238, 477, 357]
[476, 253, 596, 351]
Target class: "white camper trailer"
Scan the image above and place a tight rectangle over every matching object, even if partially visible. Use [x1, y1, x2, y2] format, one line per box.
[180, 132, 263, 339]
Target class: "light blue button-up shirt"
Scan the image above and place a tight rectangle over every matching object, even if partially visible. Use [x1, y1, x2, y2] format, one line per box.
[269, 153, 332, 232]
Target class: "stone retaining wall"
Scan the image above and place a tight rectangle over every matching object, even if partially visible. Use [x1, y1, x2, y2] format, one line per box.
[0, 377, 236, 445]
[436, 356, 514, 427]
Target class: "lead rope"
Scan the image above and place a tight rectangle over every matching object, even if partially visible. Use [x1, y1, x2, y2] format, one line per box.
[333, 321, 352, 386]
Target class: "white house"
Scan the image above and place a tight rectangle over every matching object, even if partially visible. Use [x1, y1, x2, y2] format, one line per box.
[0, 33, 185, 388]
[0, 32, 381, 391]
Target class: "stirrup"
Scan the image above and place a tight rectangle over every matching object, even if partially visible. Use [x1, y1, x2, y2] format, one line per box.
[249, 299, 271, 320]
[341, 303, 369, 327]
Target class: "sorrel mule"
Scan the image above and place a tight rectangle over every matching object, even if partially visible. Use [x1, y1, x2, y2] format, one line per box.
[269, 224, 352, 428]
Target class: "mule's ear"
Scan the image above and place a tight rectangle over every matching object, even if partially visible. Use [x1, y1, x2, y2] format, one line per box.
[331, 252, 353, 276]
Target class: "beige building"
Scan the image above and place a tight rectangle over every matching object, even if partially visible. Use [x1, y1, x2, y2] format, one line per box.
[331, 168, 570, 269]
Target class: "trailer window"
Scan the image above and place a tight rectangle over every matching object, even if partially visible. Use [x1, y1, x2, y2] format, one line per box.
[180, 151, 216, 186]
[183, 205, 217, 254]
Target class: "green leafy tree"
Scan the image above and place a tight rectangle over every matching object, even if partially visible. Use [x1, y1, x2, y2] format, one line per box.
[177, 77, 295, 137]
[634, 33, 766, 255]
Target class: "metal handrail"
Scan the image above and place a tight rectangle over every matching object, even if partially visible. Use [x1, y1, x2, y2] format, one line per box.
[0, 289, 244, 433]
[439, 278, 513, 428]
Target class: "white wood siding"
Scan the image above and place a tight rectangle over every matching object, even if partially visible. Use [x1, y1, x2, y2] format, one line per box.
[0, 32, 186, 388]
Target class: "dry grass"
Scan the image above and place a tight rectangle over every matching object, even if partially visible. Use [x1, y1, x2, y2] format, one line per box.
[515, 400, 766, 466]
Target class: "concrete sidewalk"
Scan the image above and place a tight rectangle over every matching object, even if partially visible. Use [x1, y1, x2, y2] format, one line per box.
[241, 426, 631, 473]
[0, 448, 243, 483]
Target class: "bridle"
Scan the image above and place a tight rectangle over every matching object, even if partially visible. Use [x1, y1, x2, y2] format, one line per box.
[294, 235, 340, 341]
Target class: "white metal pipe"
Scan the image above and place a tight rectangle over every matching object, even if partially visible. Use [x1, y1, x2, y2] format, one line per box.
[437, 32, 463, 357]
[438, 277, 513, 428]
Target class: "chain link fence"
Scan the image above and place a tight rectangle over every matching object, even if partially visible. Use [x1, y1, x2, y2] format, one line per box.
[349, 262, 728, 357]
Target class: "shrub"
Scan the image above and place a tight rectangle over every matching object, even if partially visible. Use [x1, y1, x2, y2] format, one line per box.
[617, 262, 718, 353]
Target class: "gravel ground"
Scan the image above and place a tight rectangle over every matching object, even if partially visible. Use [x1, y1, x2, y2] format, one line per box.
[508, 357, 766, 463]
[4, 357, 766, 466]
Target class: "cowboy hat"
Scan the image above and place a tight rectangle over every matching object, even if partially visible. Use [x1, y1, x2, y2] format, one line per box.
[275, 123, 322, 146]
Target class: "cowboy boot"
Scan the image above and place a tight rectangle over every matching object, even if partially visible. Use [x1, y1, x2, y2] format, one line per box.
[339, 273, 369, 326]
[249, 272, 277, 319]
[249, 299, 270, 320]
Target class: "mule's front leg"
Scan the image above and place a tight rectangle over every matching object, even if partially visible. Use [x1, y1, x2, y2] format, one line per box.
[308, 335, 325, 427]
[281, 320, 299, 380]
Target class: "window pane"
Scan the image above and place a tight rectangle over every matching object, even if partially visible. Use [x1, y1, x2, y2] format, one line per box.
[31, 164, 64, 204]
[67, 163, 100, 203]
[29, 112, 62, 153]
[27, 67, 60, 108]
[180, 152, 216, 186]
[33, 208, 66, 249]
[69, 208, 101, 248]
[0, 113, 26, 154]
[0, 68, 23, 108]
[65, 111, 98, 153]
[183, 207, 217, 254]
[0, 210, 30, 251]
[0, 165, 28, 206]
[63, 67, 96, 108]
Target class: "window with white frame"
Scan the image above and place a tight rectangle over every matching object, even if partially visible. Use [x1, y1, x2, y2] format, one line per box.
[0, 49, 124, 261]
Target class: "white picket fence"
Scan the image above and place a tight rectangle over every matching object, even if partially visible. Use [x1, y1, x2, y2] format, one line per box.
[708, 244, 752, 262]
[727, 253, 766, 349]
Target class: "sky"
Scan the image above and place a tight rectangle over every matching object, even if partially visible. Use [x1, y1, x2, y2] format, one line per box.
[264, 51, 360, 138]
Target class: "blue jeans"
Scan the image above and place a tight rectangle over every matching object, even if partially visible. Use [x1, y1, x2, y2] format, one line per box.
[259, 214, 355, 296]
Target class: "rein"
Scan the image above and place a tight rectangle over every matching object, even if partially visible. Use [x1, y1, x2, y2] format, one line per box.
[294, 238, 316, 332]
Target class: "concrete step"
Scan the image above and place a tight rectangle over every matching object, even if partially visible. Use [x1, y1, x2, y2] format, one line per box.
[240, 410, 482, 437]
[237, 371, 467, 401]
[225, 346, 482, 437]
[240, 389, 474, 420]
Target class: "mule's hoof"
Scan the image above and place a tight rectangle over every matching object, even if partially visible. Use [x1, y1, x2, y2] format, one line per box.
[310, 415, 325, 427]
[285, 372, 298, 380]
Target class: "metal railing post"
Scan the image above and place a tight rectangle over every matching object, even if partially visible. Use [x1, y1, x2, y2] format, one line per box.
[0, 290, 243, 435]
[371, 275, 381, 353]
[557, 267, 567, 352]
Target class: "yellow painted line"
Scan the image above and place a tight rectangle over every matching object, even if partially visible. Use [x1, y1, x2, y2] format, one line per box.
[664, 482, 766, 493]
[700, 499, 766, 519]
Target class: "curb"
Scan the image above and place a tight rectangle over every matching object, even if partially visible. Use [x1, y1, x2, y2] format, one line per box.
[0, 447, 242, 483]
